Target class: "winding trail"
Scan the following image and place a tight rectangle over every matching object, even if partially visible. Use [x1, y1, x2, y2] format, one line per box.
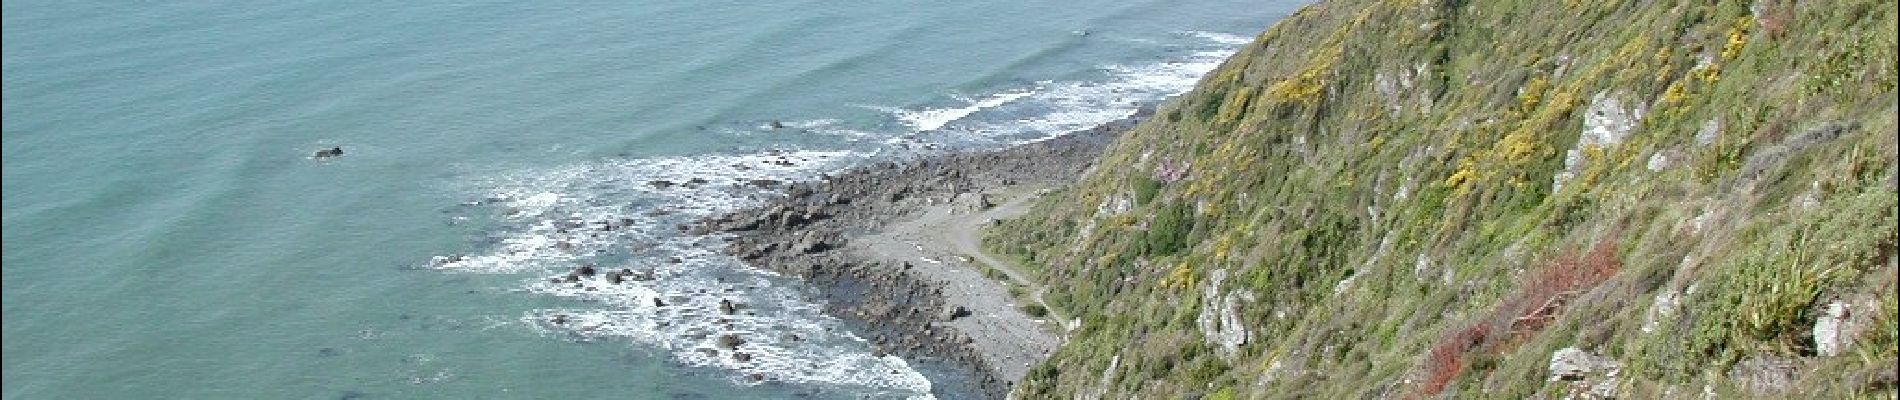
[847, 185, 1073, 382]
[941, 187, 1073, 327]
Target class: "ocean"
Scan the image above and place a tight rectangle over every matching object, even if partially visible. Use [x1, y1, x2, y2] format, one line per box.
[1, 1, 1300, 398]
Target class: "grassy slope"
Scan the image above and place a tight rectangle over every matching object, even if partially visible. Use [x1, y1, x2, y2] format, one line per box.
[987, 0, 1898, 398]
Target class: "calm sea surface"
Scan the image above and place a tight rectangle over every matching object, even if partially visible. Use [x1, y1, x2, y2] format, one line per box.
[2, 1, 1301, 398]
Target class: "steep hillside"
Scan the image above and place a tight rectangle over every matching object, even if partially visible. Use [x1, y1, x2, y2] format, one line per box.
[987, 0, 1898, 398]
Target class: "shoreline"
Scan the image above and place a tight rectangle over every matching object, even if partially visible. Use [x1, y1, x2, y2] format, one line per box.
[688, 108, 1147, 398]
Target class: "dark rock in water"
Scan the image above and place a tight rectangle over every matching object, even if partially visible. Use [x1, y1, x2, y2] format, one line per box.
[732, 352, 753, 362]
[717, 334, 746, 349]
[575, 265, 598, 276]
[338, 390, 367, 400]
[719, 299, 740, 315]
[648, 180, 676, 189]
[747, 372, 766, 382]
[668, 257, 684, 264]
[686, 178, 710, 185]
[313, 147, 344, 159]
[748, 179, 782, 188]
[317, 347, 343, 357]
[550, 314, 569, 325]
[769, 120, 786, 129]
[605, 271, 625, 284]
[652, 297, 667, 307]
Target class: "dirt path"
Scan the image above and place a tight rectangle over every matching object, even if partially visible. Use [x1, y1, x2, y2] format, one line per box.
[849, 185, 1072, 383]
[940, 187, 1073, 327]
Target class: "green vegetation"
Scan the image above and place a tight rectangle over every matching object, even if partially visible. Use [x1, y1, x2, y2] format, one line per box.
[1021, 304, 1050, 318]
[985, 0, 1899, 397]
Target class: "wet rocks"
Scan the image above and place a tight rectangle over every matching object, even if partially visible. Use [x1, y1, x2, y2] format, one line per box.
[716, 333, 746, 349]
[313, 146, 344, 159]
[648, 180, 676, 189]
[719, 299, 742, 315]
[427, 255, 468, 268]
[732, 352, 753, 362]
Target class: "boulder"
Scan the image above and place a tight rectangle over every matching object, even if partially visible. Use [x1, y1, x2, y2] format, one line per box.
[1548, 347, 1620, 382]
[941, 305, 970, 321]
[1813, 298, 1872, 357]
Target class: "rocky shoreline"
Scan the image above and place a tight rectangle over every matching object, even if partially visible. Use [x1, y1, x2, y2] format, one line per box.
[684, 109, 1147, 398]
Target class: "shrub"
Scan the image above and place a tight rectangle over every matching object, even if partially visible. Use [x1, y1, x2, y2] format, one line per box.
[1413, 243, 1622, 397]
[1021, 304, 1050, 318]
[1415, 325, 1490, 397]
[1489, 242, 1622, 338]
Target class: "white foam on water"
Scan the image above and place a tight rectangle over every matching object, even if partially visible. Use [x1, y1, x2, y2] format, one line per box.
[1177, 30, 1254, 45]
[872, 32, 1246, 146]
[435, 149, 934, 398]
[887, 89, 1038, 132]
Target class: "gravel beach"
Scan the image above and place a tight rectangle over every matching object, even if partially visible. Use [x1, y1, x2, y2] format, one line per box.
[687, 109, 1147, 398]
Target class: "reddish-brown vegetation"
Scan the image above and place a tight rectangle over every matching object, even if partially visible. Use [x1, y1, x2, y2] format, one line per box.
[1411, 243, 1622, 397]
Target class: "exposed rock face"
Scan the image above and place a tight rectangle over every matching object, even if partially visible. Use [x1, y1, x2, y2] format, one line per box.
[1812, 298, 1874, 357]
[1548, 347, 1621, 381]
[1728, 355, 1802, 395]
[1197, 268, 1255, 360]
[1548, 347, 1622, 399]
[1556, 91, 1645, 192]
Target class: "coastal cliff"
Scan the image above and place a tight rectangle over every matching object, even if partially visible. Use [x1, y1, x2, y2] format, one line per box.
[988, 0, 1898, 398]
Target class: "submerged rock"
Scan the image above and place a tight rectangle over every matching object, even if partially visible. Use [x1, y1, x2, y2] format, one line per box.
[716, 334, 746, 349]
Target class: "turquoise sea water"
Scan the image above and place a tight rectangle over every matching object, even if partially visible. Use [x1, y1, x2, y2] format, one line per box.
[3, 1, 1300, 398]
